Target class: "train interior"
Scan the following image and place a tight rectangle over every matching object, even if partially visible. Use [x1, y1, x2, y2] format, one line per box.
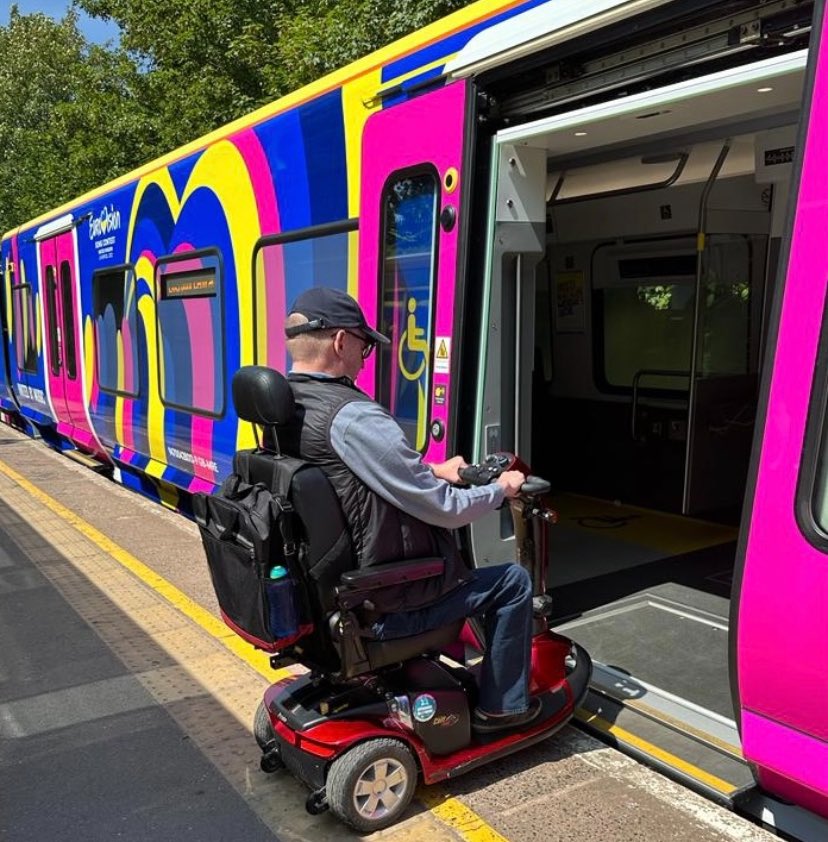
[473, 24, 810, 808]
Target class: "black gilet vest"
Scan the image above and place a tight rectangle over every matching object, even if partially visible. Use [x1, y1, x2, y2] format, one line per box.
[282, 373, 470, 611]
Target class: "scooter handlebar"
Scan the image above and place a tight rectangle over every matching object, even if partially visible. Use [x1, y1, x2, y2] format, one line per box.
[457, 454, 550, 497]
[521, 475, 551, 497]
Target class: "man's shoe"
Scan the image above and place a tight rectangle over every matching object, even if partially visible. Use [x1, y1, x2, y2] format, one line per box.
[471, 698, 542, 734]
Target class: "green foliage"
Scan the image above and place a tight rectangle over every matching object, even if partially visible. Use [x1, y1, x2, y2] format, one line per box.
[0, 0, 473, 232]
[0, 7, 153, 231]
[76, 0, 288, 149]
[276, 0, 470, 90]
[74, 0, 470, 144]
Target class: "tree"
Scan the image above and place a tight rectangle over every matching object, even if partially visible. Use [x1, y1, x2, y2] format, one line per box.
[276, 0, 471, 91]
[0, 7, 153, 231]
[76, 0, 289, 150]
[74, 0, 472, 146]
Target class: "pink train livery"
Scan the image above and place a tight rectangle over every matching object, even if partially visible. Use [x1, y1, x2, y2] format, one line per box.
[1, 1, 826, 836]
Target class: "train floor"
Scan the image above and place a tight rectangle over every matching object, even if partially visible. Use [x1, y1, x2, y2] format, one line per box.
[542, 491, 748, 807]
[0, 426, 786, 842]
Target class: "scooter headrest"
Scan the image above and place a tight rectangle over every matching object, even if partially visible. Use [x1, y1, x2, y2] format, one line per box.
[232, 366, 296, 427]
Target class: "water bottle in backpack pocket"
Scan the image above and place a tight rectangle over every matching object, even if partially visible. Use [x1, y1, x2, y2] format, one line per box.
[265, 565, 298, 639]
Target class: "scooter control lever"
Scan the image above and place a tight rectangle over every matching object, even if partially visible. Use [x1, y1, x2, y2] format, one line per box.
[532, 594, 555, 618]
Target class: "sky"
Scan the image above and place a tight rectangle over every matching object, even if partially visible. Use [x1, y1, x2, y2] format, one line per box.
[1, 0, 120, 43]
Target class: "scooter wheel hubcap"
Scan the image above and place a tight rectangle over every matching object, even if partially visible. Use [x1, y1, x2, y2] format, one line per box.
[353, 758, 408, 819]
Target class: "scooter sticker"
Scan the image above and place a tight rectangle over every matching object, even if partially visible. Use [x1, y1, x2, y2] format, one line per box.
[412, 694, 437, 723]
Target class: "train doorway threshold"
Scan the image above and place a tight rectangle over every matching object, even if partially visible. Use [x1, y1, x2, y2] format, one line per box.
[554, 581, 753, 805]
[553, 577, 828, 840]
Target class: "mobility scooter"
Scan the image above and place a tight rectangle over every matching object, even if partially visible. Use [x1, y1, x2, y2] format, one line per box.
[195, 367, 592, 833]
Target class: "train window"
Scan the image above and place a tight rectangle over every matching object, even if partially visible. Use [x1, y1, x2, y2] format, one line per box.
[10, 265, 38, 374]
[44, 266, 60, 377]
[595, 236, 755, 391]
[253, 219, 359, 370]
[376, 168, 439, 451]
[59, 262, 77, 380]
[599, 281, 695, 391]
[93, 265, 139, 397]
[155, 250, 224, 417]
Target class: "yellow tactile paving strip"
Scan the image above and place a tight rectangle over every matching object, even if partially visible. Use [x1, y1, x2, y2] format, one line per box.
[0, 457, 502, 842]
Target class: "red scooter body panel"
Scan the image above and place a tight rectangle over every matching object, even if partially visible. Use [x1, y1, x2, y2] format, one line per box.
[265, 630, 583, 786]
[530, 631, 571, 694]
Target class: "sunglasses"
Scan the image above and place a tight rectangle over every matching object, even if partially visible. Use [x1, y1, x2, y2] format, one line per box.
[339, 329, 376, 359]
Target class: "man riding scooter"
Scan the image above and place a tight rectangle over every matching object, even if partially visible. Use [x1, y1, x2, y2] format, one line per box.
[279, 286, 541, 733]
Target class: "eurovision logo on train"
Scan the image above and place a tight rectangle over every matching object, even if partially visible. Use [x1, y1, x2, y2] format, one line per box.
[89, 203, 122, 261]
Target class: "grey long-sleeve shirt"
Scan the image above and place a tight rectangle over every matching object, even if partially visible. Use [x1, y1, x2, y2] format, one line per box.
[329, 399, 504, 530]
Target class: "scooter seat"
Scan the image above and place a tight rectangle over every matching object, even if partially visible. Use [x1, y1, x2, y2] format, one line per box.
[363, 620, 464, 670]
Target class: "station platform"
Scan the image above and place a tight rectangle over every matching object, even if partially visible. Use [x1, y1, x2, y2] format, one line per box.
[0, 426, 780, 842]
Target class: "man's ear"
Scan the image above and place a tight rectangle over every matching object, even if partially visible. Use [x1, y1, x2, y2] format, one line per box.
[331, 329, 345, 357]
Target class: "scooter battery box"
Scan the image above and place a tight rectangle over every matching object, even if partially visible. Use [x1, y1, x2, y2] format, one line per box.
[409, 688, 470, 755]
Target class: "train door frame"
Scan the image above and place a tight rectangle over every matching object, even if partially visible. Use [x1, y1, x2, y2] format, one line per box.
[468, 49, 807, 566]
[35, 216, 106, 456]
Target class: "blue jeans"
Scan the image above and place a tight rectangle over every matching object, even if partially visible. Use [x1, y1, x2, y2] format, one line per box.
[373, 563, 533, 715]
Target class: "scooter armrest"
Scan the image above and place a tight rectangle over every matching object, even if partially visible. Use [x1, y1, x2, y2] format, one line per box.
[339, 557, 445, 590]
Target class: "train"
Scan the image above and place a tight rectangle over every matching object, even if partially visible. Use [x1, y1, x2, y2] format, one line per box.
[1, 1, 826, 837]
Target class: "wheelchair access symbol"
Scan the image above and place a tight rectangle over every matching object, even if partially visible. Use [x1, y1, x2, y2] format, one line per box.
[398, 297, 428, 382]
[397, 296, 429, 450]
[573, 514, 642, 529]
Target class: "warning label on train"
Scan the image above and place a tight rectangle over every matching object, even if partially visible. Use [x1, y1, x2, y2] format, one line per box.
[434, 337, 451, 374]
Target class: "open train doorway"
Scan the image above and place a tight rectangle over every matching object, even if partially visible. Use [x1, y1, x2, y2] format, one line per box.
[470, 47, 808, 807]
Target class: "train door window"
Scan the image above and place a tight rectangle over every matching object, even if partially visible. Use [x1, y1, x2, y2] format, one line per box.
[59, 261, 77, 380]
[93, 265, 139, 396]
[156, 250, 224, 416]
[45, 266, 61, 377]
[253, 219, 358, 370]
[10, 265, 38, 373]
[696, 234, 759, 377]
[376, 169, 439, 451]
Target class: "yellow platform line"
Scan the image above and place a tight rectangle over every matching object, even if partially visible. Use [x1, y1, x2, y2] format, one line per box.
[576, 707, 739, 796]
[0, 456, 288, 682]
[0, 455, 506, 842]
[418, 789, 510, 842]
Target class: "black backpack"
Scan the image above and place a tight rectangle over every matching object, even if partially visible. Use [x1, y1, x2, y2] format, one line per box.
[192, 451, 312, 652]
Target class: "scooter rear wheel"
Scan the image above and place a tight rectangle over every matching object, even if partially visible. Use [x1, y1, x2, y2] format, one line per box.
[326, 738, 417, 833]
[254, 700, 275, 750]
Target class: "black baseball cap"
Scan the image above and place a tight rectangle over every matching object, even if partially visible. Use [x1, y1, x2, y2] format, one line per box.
[285, 287, 389, 345]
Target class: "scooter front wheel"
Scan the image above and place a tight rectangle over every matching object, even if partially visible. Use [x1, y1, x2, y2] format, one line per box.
[326, 738, 417, 833]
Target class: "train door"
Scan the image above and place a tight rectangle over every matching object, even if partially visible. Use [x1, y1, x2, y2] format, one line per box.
[682, 224, 766, 516]
[38, 228, 102, 454]
[357, 81, 470, 462]
[733, 0, 828, 823]
[40, 234, 72, 426]
[0, 238, 22, 417]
